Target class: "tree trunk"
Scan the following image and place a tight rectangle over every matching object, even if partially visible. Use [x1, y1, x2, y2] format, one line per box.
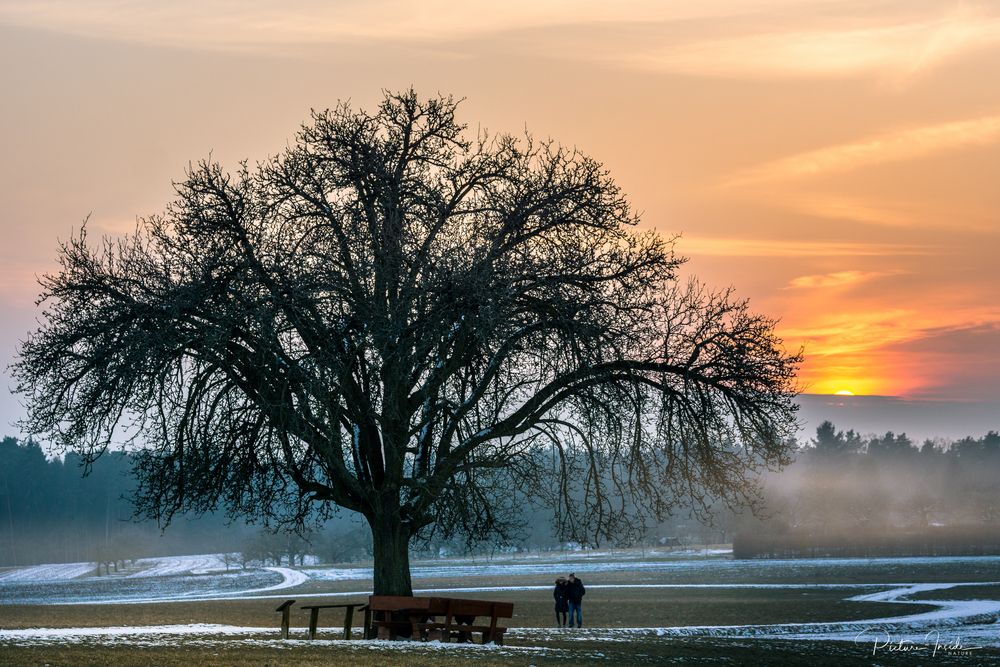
[369, 510, 413, 596]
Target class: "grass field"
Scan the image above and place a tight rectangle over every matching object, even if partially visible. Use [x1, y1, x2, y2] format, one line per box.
[2, 633, 997, 666]
[0, 586, 927, 631]
[4, 549, 1000, 665]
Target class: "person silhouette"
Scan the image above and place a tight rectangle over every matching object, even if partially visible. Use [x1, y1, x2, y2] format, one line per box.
[566, 572, 585, 628]
[553, 577, 569, 627]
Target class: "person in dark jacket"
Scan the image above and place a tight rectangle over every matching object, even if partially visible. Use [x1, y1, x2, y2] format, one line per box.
[553, 577, 569, 627]
[566, 572, 585, 628]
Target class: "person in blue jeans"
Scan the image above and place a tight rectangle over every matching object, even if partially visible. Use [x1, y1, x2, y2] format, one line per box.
[566, 572, 585, 628]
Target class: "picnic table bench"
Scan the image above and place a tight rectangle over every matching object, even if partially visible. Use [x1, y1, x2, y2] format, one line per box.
[368, 595, 513, 645]
[274, 599, 369, 640]
[301, 602, 369, 640]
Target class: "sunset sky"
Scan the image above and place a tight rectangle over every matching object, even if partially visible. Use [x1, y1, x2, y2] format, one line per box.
[1, 1, 997, 439]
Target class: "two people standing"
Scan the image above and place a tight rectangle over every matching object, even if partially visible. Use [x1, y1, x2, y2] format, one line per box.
[553, 572, 585, 628]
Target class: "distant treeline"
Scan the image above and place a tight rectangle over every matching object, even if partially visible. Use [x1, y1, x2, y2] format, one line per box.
[0, 436, 658, 567]
[734, 423, 1000, 559]
[0, 437, 257, 567]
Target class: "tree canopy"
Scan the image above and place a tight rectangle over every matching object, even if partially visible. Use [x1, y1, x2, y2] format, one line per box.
[14, 90, 800, 594]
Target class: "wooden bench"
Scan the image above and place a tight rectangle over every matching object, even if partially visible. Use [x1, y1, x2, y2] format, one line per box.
[300, 602, 369, 640]
[414, 597, 513, 645]
[367, 595, 513, 645]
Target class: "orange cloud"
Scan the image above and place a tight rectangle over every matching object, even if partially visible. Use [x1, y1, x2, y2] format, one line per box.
[797, 324, 1000, 399]
[786, 270, 900, 290]
[784, 314, 923, 397]
[779, 305, 1000, 397]
[727, 114, 1000, 186]
[680, 236, 928, 258]
[781, 309, 920, 358]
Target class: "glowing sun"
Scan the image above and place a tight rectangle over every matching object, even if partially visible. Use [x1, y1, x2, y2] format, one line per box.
[834, 389, 855, 396]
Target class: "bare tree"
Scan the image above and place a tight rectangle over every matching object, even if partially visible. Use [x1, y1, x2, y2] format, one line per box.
[14, 90, 800, 595]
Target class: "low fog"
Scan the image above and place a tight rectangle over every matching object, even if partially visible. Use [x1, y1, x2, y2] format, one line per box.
[735, 422, 1000, 558]
[2, 421, 999, 569]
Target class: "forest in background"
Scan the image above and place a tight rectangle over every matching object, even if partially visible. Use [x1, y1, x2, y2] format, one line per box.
[734, 423, 1000, 558]
[0, 436, 583, 569]
[2, 424, 999, 568]
[0, 437, 235, 568]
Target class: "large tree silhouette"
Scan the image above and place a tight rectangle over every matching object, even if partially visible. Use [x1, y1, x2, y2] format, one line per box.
[15, 90, 800, 594]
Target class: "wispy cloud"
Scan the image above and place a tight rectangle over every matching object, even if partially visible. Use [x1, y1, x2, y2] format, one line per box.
[786, 270, 901, 290]
[0, 0, 825, 51]
[726, 114, 1000, 186]
[680, 236, 928, 258]
[785, 195, 920, 229]
[5, 0, 999, 88]
[779, 194, 999, 233]
[781, 309, 927, 358]
[624, 6, 1000, 81]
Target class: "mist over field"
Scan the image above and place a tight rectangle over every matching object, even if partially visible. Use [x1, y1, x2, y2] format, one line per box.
[3, 417, 999, 570]
[737, 423, 1000, 559]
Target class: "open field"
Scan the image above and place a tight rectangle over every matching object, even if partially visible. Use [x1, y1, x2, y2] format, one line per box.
[4, 637, 996, 667]
[4, 549, 1000, 664]
[2, 586, 924, 631]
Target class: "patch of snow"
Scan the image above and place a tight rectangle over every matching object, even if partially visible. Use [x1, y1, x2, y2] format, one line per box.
[513, 581, 1000, 647]
[127, 554, 230, 578]
[0, 562, 95, 583]
[0, 624, 272, 641]
[307, 556, 740, 581]
[306, 567, 370, 582]
[0, 624, 564, 654]
[308, 553, 1000, 584]
[58, 567, 310, 606]
[251, 567, 309, 594]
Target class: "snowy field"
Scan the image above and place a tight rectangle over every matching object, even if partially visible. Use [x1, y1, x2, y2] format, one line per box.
[3, 550, 1000, 657]
[2, 549, 744, 605]
[0, 552, 312, 606]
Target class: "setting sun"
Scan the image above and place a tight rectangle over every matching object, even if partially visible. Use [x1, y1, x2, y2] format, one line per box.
[834, 390, 855, 396]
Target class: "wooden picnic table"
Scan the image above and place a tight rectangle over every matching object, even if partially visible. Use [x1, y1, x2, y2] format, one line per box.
[275, 595, 513, 644]
[367, 595, 438, 640]
[368, 595, 513, 645]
